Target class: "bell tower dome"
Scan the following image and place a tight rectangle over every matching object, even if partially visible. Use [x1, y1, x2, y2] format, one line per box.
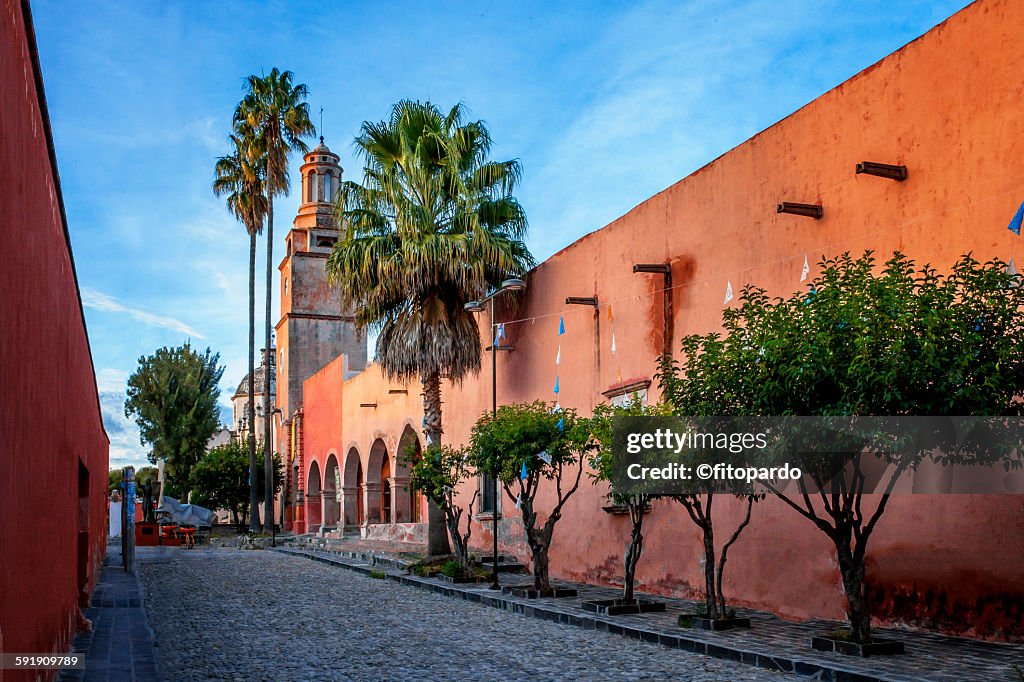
[299, 137, 342, 216]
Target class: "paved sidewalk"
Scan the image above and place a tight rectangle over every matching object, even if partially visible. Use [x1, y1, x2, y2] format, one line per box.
[59, 541, 159, 682]
[279, 546, 1024, 682]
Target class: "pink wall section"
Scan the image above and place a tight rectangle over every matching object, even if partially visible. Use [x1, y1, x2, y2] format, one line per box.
[297, 0, 1024, 640]
[0, 1, 111, 677]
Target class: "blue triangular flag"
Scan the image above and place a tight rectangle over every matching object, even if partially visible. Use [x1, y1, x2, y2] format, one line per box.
[558, 316, 565, 335]
[555, 418, 564, 432]
[520, 461, 529, 479]
[1009, 201, 1024, 236]
[553, 375, 560, 394]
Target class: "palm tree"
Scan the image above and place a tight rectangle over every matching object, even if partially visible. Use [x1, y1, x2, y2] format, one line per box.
[325, 100, 535, 555]
[235, 69, 315, 532]
[212, 125, 267, 532]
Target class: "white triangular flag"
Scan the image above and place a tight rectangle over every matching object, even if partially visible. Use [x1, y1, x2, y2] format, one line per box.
[1009, 258, 1019, 287]
[537, 450, 552, 465]
[555, 345, 561, 365]
[611, 332, 617, 354]
[515, 492, 522, 509]
[724, 280, 734, 305]
[800, 254, 810, 282]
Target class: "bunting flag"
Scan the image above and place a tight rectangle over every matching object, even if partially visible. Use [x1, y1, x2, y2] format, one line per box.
[553, 375, 560, 394]
[552, 402, 562, 413]
[607, 306, 614, 322]
[801, 254, 810, 282]
[520, 461, 529, 480]
[1008, 257, 1018, 278]
[1009, 201, 1024, 236]
[724, 280, 734, 305]
[515, 492, 522, 510]
[538, 450, 552, 465]
[555, 345, 561, 365]
[493, 323, 506, 346]
[555, 416, 564, 432]
[558, 315, 565, 335]
[610, 332, 617, 354]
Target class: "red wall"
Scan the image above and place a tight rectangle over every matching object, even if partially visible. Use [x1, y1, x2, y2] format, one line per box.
[0, 1, 110, 677]
[297, 0, 1024, 641]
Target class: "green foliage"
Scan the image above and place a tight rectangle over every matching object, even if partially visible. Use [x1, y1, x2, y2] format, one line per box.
[108, 469, 122, 494]
[439, 559, 464, 578]
[665, 251, 1024, 642]
[324, 99, 535, 384]
[469, 401, 593, 485]
[404, 443, 478, 568]
[189, 440, 281, 524]
[588, 400, 673, 504]
[124, 342, 224, 499]
[233, 68, 315, 198]
[693, 251, 1024, 420]
[368, 570, 386, 580]
[468, 401, 597, 592]
[404, 443, 474, 513]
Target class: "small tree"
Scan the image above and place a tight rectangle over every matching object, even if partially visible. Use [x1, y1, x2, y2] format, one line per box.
[124, 342, 224, 499]
[404, 444, 478, 569]
[588, 401, 672, 603]
[680, 252, 1024, 643]
[470, 401, 596, 593]
[658, 343, 762, 621]
[190, 441, 281, 528]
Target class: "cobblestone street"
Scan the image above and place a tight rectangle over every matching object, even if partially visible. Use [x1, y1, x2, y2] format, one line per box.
[138, 547, 793, 681]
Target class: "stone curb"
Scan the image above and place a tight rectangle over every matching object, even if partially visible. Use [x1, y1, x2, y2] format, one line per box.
[273, 547, 898, 682]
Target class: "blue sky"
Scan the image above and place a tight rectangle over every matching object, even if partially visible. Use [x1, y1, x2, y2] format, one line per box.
[32, 0, 971, 469]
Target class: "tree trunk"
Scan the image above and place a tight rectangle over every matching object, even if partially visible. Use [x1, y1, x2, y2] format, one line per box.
[836, 541, 871, 643]
[622, 500, 645, 603]
[531, 534, 550, 592]
[247, 230, 260, 533]
[263, 188, 275, 534]
[715, 496, 753, 616]
[421, 371, 451, 556]
[701, 495, 719, 619]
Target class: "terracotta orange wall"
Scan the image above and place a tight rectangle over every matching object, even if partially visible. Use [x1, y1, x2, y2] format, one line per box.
[300, 0, 1024, 639]
[302, 355, 347, 489]
[0, 1, 111, 676]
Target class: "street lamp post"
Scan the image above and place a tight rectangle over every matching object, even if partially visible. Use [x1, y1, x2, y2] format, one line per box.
[465, 277, 526, 591]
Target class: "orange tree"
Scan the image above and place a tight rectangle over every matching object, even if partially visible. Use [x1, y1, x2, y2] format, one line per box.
[674, 251, 1024, 643]
[469, 401, 596, 593]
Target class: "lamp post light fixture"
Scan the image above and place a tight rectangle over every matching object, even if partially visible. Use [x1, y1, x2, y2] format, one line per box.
[464, 276, 527, 591]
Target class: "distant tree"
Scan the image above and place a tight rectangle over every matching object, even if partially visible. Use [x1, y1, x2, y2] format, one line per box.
[325, 100, 534, 555]
[470, 401, 596, 593]
[190, 441, 281, 528]
[124, 343, 224, 499]
[675, 251, 1024, 643]
[213, 121, 267, 532]
[234, 68, 315, 528]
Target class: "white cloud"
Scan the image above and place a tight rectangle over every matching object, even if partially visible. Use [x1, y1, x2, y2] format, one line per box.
[82, 288, 205, 338]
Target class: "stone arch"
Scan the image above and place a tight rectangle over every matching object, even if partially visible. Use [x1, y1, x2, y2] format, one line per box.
[305, 459, 322, 532]
[342, 447, 363, 527]
[366, 438, 389, 524]
[395, 425, 421, 523]
[323, 453, 340, 529]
